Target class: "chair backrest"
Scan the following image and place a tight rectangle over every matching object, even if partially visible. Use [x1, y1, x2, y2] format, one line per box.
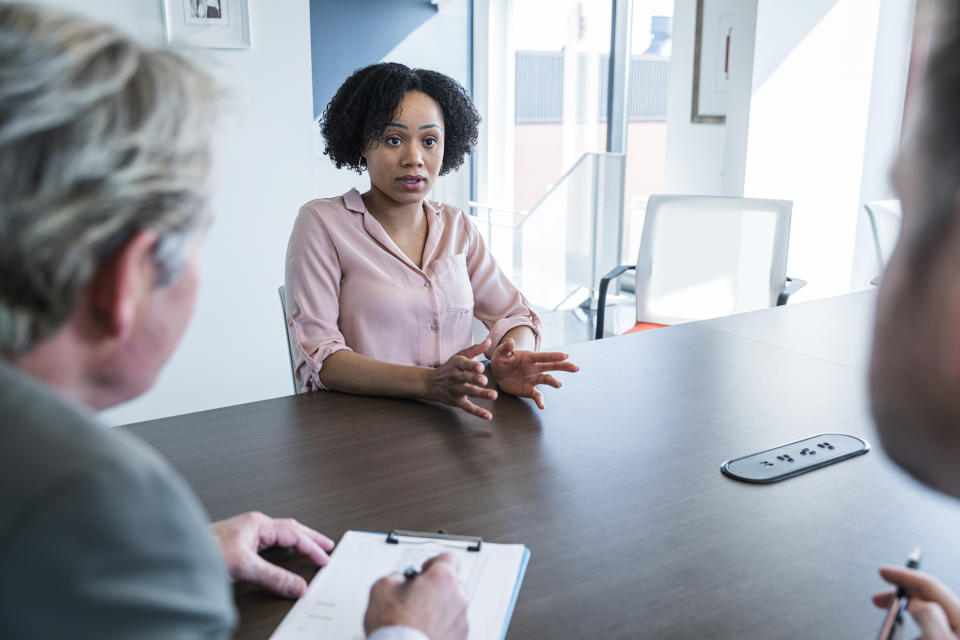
[863, 200, 902, 276]
[635, 195, 793, 325]
[278, 285, 300, 394]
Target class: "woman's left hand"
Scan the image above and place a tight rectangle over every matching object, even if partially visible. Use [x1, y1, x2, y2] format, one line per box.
[490, 338, 579, 409]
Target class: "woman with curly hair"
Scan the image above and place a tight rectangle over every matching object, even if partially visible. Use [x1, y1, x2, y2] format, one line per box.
[284, 62, 578, 419]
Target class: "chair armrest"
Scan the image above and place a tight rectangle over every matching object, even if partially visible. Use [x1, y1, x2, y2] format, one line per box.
[596, 264, 635, 340]
[777, 277, 807, 306]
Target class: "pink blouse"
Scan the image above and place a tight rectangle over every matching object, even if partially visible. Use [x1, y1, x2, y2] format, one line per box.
[284, 188, 541, 392]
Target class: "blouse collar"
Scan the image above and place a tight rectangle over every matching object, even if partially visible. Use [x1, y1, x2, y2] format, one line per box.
[342, 188, 441, 217]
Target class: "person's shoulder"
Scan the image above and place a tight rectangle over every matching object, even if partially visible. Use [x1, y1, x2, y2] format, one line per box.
[299, 195, 345, 216]
[430, 199, 466, 218]
[431, 200, 475, 231]
[0, 363, 235, 638]
[0, 363, 118, 510]
[0, 362, 205, 538]
[0, 363, 153, 479]
[294, 190, 365, 242]
[299, 188, 364, 220]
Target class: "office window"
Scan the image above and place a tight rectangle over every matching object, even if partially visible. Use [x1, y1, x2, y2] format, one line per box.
[475, 0, 672, 309]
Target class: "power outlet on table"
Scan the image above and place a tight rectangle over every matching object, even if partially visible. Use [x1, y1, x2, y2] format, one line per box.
[722, 434, 869, 484]
[765, 440, 836, 466]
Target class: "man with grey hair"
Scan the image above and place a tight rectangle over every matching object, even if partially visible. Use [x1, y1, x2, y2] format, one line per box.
[869, 3, 960, 638]
[0, 4, 466, 639]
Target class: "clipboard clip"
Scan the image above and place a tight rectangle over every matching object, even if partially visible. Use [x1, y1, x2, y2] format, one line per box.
[387, 529, 483, 552]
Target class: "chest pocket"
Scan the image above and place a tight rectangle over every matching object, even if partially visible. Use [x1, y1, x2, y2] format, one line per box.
[431, 253, 474, 313]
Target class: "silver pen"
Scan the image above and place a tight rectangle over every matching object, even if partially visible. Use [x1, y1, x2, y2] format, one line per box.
[876, 546, 922, 640]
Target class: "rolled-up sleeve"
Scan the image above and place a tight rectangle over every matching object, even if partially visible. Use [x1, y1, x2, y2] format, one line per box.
[284, 205, 353, 391]
[462, 213, 541, 358]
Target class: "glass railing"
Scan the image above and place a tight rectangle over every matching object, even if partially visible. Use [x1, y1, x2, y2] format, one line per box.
[470, 151, 626, 311]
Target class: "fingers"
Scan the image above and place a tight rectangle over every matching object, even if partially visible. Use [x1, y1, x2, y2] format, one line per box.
[453, 354, 485, 373]
[530, 350, 577, 364]
[422, 552, 460, 574]
[490, 339, 514, 362]
[531, 389, 545, 410]
[238, 554, 309, 599]
[537, 360, 580, 373]
[907, 598, 957, 638]
[446, 358, 490, 394]
[457, 338, 490, 359]
[872, 592, 960, 639]
[214, 512, 337, 598]
[463, 384, 497, 400]
[282, 518, 335, 552]
[267, 518, 333, 568]
[302, 524, 336, 552]
[496, 338, 516, 354]
[452, 368, 487, 386]
[536, 373, 562, 389]
[458, 396, 492, 420]
[878, 567, 960, 630]
[872, 590, 897, 608]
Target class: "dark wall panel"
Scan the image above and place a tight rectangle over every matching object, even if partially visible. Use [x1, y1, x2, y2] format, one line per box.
[309, 0, 435, 118]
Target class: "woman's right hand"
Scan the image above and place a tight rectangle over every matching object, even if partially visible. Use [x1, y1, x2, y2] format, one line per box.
[424, 338, 498, 420]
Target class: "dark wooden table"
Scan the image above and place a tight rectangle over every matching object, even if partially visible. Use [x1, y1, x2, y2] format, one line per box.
[126, 290, 960, 639]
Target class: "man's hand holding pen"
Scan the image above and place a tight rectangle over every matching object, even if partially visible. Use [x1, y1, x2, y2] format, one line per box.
[364, 553, 468, 640]
[873, 558, 960, 640]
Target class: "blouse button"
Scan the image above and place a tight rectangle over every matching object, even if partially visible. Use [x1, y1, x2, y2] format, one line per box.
[430, 323, 438, 332]
[424, 281, 432, 287]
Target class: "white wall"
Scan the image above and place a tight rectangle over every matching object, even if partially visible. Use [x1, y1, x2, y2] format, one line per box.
[39, 1, 318, 425]
[741, 0, 880, 301]
[719, 0, 912, 302]
[744, 0, 909, 300]
[721, 0, 759, 197]
[663, 0, 727, 195]
[850, 0, 914, 290]
[667, 0, 912, 301]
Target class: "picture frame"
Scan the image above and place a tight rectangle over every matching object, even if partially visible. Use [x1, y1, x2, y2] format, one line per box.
[162, 0, 250, 50]
[691, 0, 733, 124]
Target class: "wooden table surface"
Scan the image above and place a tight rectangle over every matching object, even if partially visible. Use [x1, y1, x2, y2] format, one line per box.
[125, 291, 960, 639]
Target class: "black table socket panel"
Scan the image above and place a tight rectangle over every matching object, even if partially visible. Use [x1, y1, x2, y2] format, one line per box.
[721, 433, 870, 483]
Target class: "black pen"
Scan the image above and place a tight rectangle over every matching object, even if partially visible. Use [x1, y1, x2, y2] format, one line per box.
[876, 546, 922, 640]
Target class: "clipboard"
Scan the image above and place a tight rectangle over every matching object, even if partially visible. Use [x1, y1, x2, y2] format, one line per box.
[387, 528, 483, 551]
[269, 530, 530, 640]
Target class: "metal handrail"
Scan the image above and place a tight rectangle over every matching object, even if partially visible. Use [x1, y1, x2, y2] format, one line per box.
[469, 150, 626, 310]
[467, 203, 530, 229]
[469, 151, 624, 229]
[521, 151, 622, 227]
[468, 203, 528, 215]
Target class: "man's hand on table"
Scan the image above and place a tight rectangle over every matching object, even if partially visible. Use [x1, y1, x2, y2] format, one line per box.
[365, 553, 468, 640]
[210, 511, 335, 598]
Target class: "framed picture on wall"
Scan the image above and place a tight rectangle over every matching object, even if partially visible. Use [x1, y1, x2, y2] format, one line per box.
[691, 0, 733, 123]
[162, 0, 250, 49]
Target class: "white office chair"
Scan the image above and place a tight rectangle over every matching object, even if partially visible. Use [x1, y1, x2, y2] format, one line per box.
[596, 195, 806, 339]
[278, 285, 301, 394]
[863, 200, 902, 285]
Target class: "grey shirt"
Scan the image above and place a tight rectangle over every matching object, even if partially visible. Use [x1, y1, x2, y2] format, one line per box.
[0, 361, 236, 638]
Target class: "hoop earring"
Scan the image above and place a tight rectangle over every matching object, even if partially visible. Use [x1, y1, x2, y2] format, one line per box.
[358, 155, 366, 171]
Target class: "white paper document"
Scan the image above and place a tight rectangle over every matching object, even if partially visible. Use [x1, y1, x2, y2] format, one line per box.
[269, 530, 529, 640]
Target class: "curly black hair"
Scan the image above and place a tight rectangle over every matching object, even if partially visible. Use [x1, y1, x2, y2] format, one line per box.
[320, 62, 480, 176]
